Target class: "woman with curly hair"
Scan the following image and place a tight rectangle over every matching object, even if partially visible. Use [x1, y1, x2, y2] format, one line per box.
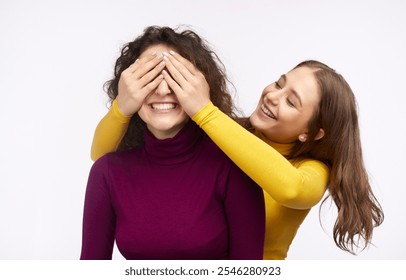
[80, 26, 265, 260]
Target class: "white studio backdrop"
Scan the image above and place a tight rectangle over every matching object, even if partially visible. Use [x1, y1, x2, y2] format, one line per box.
[0, 0, 405, 260]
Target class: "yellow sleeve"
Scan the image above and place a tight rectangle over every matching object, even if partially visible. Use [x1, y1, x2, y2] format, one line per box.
[90, 99, 132, 161]
[192, 102, 329, 210]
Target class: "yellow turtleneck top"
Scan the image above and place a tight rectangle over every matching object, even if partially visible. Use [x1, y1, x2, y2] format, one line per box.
[91, 100, 329, 260]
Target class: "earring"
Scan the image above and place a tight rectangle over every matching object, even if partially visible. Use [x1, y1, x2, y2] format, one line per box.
[298, 134, 307, 142]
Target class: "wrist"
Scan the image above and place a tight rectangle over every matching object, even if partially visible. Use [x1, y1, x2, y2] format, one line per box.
[191, 101, 214, 120]
[112, 99, 132, 123]
[116, 98, 134, 117]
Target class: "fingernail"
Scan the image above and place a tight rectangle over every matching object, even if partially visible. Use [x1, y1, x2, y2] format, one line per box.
[162, 70, 168, 76]
[163, 52, 169, 57]
[158, 61, 165, 67]
[163, 56, 168, 61]
[169, 50, 175, 55]
[156, 53, 163, 59]
[150, 51, 157, 56]
[158, 74, 163, 80]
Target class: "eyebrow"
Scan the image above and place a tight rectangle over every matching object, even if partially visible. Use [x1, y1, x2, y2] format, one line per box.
[280, 74, 303, 107]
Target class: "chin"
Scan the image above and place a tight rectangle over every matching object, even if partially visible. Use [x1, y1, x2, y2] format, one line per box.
[153, 122, 183, 132]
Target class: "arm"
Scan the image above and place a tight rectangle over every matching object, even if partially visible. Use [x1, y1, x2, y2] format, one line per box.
[225, 165, 265, 260]
[91, 52, 165, 161]
[80, 157, 116, 260]
[161, 51, 328, 209]
[193, 103, 329, 210]
[90, 100, 131, 161]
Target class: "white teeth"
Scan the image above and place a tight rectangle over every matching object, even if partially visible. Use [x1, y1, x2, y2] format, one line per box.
[261, 104, 276, 119]
[151, 103, 176, 110]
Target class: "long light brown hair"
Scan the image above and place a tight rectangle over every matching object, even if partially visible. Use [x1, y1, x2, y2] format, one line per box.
[288, 60, 384, 254]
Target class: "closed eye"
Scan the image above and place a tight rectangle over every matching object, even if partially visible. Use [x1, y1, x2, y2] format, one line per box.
[287, 98, 296, 107]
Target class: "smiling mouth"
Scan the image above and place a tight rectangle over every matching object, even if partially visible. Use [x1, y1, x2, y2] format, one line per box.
[261, 104, 276, 120]
[150, 103, 178, 110]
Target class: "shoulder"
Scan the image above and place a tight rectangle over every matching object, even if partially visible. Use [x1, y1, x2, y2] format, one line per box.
[200, 133, 253, 179]
[199, 133, 235, 164]
[292, 158, 330, 181]
[293, 158, 329, 171]
[93, 149, 140, 171]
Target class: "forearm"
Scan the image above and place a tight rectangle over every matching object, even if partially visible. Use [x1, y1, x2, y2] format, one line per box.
[90, 100, 131, 161]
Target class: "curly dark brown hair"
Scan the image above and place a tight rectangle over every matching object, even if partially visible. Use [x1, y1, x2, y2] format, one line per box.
[104, 25, 240, 150]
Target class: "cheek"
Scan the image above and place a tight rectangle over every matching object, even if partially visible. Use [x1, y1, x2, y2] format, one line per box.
[279, 106, 298, 120]
[137, 105, 149, 122]
[255, 92, 268, 109]
[179, 111, 189, 122]
[291, 111, 314, 131]
[280, 108, 309, 130]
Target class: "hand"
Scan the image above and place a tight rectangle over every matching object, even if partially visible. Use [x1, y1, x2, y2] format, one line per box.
[161, 51, 211, 117]
[116, 52, 166, 116]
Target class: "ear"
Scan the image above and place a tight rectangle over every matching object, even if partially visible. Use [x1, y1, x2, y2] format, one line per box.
[314, 128, 325, 140]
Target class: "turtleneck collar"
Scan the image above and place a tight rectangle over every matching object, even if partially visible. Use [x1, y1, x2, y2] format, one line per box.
[143, 120, 203, 165]
[253, 129, 294, 157]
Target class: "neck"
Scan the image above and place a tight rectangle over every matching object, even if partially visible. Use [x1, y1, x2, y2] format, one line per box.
[253, 130, 295, 156]
[143, 121, 203, 165]
[147, 119, 190, 140]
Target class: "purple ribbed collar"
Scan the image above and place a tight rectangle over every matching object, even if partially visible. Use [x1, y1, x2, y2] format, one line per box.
[143, 120, 203, 165]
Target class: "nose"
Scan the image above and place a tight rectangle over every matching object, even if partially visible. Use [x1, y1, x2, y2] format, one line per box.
[264, 90, 282, 106]
[154, 79, 172, 96]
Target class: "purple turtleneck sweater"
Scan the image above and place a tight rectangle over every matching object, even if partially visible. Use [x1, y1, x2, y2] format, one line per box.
[80, 121, 265, 260]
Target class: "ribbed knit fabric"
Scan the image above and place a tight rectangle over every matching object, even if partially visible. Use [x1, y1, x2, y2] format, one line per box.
[81, 121, 265, 259]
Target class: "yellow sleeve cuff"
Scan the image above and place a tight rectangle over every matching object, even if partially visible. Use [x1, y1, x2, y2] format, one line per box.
[112, 99, 132, 123]
[192, 102, 216, 126]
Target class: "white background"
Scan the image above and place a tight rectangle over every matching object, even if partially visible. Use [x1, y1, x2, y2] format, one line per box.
[1, 0, 405, 260]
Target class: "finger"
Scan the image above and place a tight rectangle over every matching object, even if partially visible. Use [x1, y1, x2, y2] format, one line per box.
[141, 73, 164, 97]
[123, 51, 162, 78]
[125, 51, 156, 73]
[163, 55, 188, 88]
[124, 58, 140, 75]
[164, 51, 197, 84]
[162, 69, 182, 94]
[132, 52, 164, 79]
[139, 60, 166, 87]
[168, 50, 197, 76]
